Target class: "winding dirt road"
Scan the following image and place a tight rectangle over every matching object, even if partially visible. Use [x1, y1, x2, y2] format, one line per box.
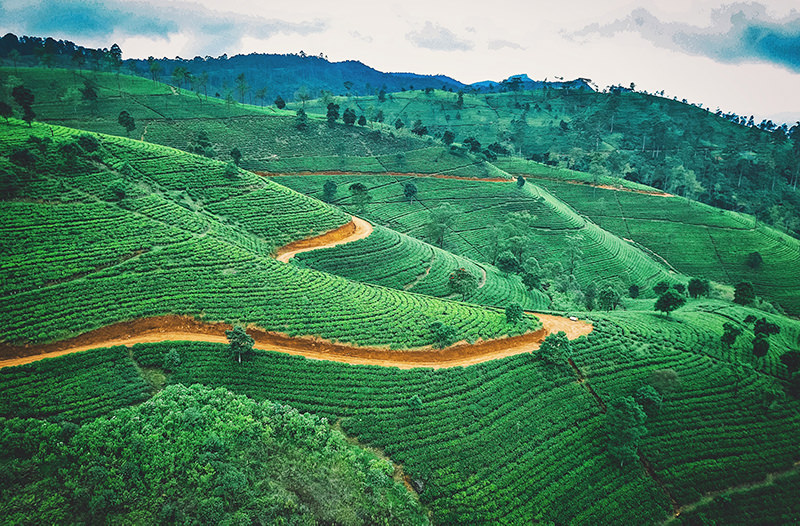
[1, 208, 592, 369]
[0, 314, 591, 370]
[276, 216, 373, 262]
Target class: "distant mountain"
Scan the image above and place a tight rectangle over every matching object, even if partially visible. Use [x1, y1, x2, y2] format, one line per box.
[470, 74, 595, 93]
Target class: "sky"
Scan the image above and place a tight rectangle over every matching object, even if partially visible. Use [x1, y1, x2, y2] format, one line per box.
[2, 0, 800, 124]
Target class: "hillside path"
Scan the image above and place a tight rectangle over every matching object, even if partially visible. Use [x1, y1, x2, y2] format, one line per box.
[0, 314, 591, 370]
[275, 216, 372, 262]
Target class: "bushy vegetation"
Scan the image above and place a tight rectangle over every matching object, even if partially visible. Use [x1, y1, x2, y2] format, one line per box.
[0, 383, 428, 525]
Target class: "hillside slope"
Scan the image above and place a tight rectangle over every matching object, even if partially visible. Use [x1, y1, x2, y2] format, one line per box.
[0, 120, 536, 348]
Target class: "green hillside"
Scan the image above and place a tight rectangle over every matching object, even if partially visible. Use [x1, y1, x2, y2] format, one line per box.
[497, 159, 800, 314]
[276, 173, 681, 309]
[3, 299, 799, 524]
[292, 87, 800, 236]
[0, 120, 537, 347]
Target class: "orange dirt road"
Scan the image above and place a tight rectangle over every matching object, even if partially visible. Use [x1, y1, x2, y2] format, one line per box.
[0, 314, 591, 370]
[275, 216, 373, 262]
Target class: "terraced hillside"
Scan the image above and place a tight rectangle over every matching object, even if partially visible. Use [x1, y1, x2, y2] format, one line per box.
[0, 120, 537, 349]
[497, 159, 800, 314]
[274, 173, 680, 300]
[2, 299, 798, 524]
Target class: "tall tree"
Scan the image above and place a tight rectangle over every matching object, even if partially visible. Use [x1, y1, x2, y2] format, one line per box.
[117, 110, 135, 136]
[425, 203, 456, 247]
[606, 396, 648, 467]
[734, 281, 755, 305]
[654, 289, 686, 316]
[448, 268, 478, 300]
[235, 73, 249, 103]
[403, 182, 418, 203]
[225, 325, 255, 363]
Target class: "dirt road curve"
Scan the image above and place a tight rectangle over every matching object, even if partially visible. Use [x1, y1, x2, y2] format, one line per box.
[0, 314, 591, 370]
[275, 216, 373, 262]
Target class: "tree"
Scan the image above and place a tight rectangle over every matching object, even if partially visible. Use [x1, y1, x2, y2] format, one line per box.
[522, 272, 540, 291]
[295, 108, 308, 130]
[606, 396, 647, 467]
[687, 278, 709, 298]
[456, 90, 464, 108]
[117, 110, 135, 136]
[634, 385, 662, 417]
[326, 102, 340, 125]
[357, 115, 366, 126]
[148, 58, 162, 82]
[463, 137, 481, 153]
[598, 287, 621, 311]
[342, 108, 356, 126]
[235, 73, 249, 103]
[11, 85, 35, 126]
[653, 281, 670, 295]
[505, 303, 523, 325]
[628, 284, 640, 299]
[378, 89, 386, 102]
[230, 147, 242, 166]
[539, 331, 571, 365]
[0, 101, 12, 122]
[496, 250, 521, 273]
[754, 317, 780, 338]
[274, 95, 286, 109]
[225, 325, 254, 363]
[394, 118, 404, 130]
[734, 281, 755, 305]
[746, 251, 763, 270]
[673, 283, 686, 295]
[654, 289, 686, 316]
[721, 322, 743, 347]
[403, 182, 417, 203]
[516, 175, 525, 188]
[448, 268, 478, 300]
[753, 335, 770, 357]
[781, 351, 800, 375]
[348, 182, 371, 213]
[322, 180, 337, 202]
[442, 130, 455, 145]
[224, 162, 238, 179]
[429, 321, 457, 349]
[425, 203, 456, 247]
[411, 120, 427, 136]
[294, 86, 310, 107]
[163, 349, 181, 373]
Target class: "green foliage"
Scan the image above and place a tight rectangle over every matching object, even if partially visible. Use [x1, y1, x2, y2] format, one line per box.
[598, 286, 621, 311]
[322, 179, 337, 202]
[539, 330, 571, 365]
[495, 250, 521, 273]
[654, 289, 686, 316]
[653, 281, 670, 295]
[326, 102, 339, 125]
[721, 322, 743, 347]
[0, 385, 428, 525]
[780, 351, 800, 375]
[516, 175, 525, 187]
[274, 94, 286, 109]
[734, 281, 756, 305]
[295, 107, 308, 130]
[606, 396, 647, 466]
[163, 348, 181, 373]
[448, 267, 478, 299]
[225, 325, 254, 363]
[753, 335, 770, 357]
[403, 182, 418, 203]
[629, 284, 640, 298]
[634, 385, 663, 417]
[229, 146, 242, 166]
[505, 303, 523, 325]
[117, 110, 135, 136]
[429, 321, 457, 349]
[343, 108, 357, 126]
[746, 251, 763, 270]
[687, 278, 709, 299]
[349, 182, 372, 213]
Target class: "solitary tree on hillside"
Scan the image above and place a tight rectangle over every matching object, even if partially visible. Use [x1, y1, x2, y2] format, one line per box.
[327, 102, 340, 125]
[442, 130, 455, 145]
[653, 281, 670, 295]
[628, 284, 640, 299]
[606, 396, 647, 467]
[634, 385, 662, 417]
[505, 303, 524, 325]
[721, 322, 743, 348]
[225, 325, 254, 363]
[117, 110, 135, 136]
[296, 108, 308, 130]
[0, 101, 12, 122]
[539, 331, 572, 365]
[425, 203, 456, 247]
[516, 175, 526, 188]
[358, 115, 367, 126]
[746, 251, 763, 270]
[235, 73, 249, 103]
[11, 85, 35, 126]
[687, 277, 709, 298]
[342, 108, 357, 126]
[394, 118, 404, 130]
[781, 351, 800, 375]
[230, 147, 242, 166]
[274, 94, 286, 109]
[654, 289, 686, 316]
[322, 180, 337, 202]
[404, 182, 418, 203]
[448, 268, 478, 300]
[734, 281, 755, 305]
[349, 182, 371, 213]
[429, 321, 457, 349]
[411, 119, 427, 136]
[598, 287, 621, 311]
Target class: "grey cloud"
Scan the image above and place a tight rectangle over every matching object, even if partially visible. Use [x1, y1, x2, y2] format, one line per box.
[2, 0, 327, 56]
[406, 21, 474, 51]
[572, 3, 800, 72]
[488, 39, 524, 51]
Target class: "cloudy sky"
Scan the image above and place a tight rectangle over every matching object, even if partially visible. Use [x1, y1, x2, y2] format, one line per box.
[3, 0, 800, 124]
